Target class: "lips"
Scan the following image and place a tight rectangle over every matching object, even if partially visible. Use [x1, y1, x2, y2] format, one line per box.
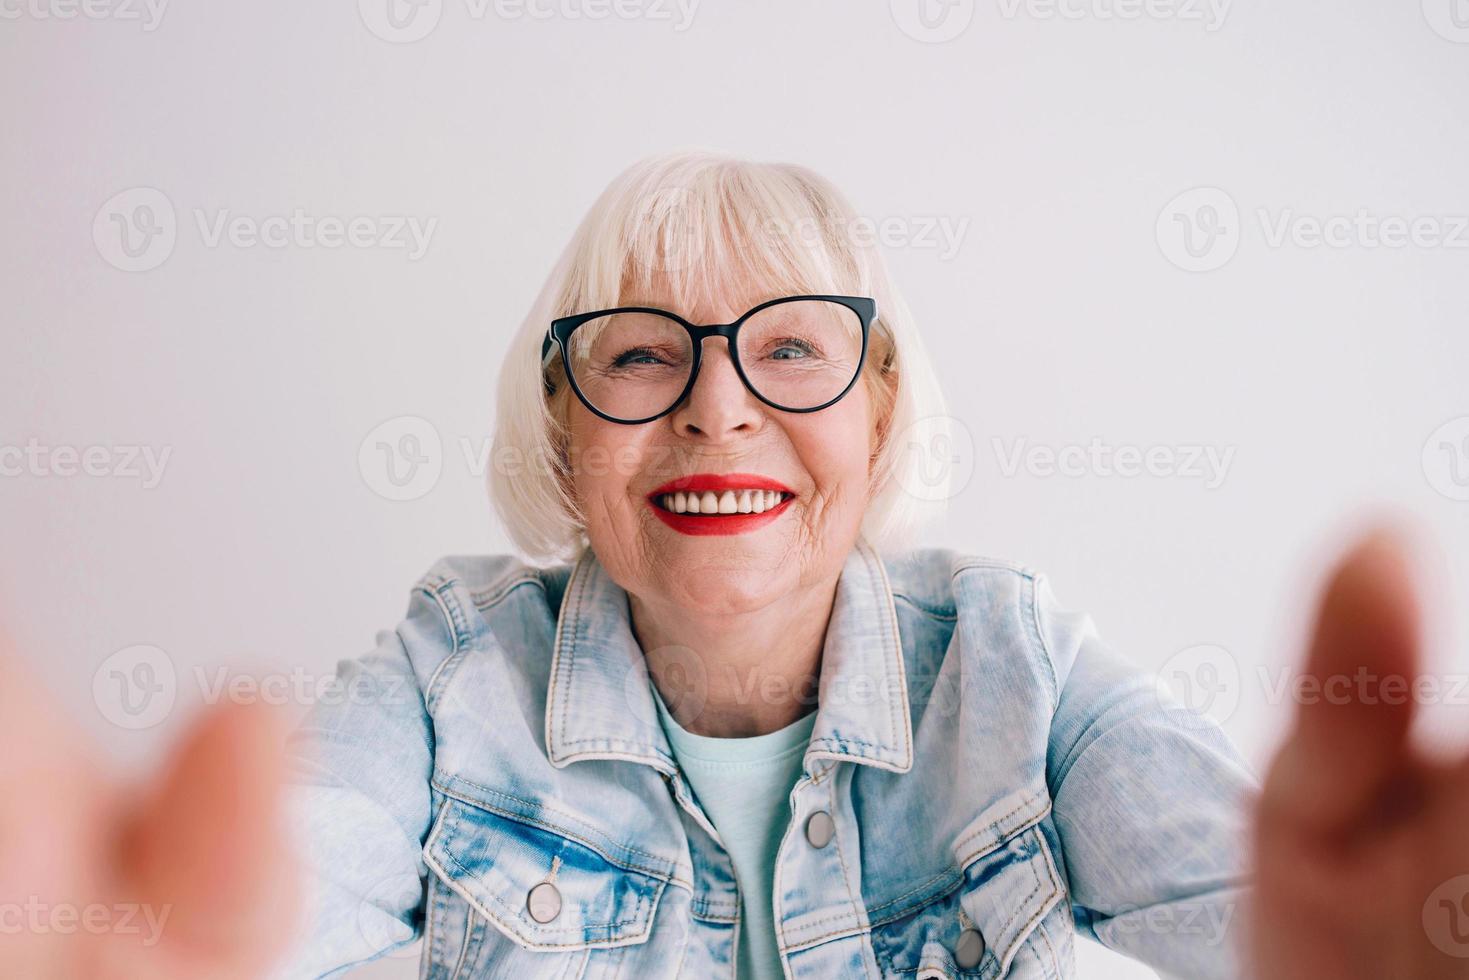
[645, 472, 796, 536]
[648, 473, 795, 496]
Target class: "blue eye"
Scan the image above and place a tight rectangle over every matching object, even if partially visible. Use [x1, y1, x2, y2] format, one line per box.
[613, 348, 671, 367]
[769, 338, 818, 360]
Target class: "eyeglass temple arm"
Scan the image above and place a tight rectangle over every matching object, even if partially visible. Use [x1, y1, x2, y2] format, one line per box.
[541, 331, 560, 394]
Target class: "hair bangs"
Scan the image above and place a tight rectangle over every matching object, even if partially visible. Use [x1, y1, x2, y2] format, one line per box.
[570, 160, 868, 320]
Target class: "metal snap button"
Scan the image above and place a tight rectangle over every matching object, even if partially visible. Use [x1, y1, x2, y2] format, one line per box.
[804, 809, 835, 848]
[526, 881, 562, 923]
[954, 927, 986, 970]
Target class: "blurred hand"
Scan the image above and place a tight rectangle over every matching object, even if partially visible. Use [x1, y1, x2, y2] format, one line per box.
[1253, 528, 1469, 978]
[0, 645, 296, 980]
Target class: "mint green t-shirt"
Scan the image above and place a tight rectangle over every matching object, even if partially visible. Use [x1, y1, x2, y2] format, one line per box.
[650, 683, 817, 980]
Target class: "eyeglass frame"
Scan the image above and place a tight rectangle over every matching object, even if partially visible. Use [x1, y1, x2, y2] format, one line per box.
[540, 294, 879, 425]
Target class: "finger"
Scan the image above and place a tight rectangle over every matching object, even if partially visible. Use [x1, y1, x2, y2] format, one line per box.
[1262, 525, 1424, 839]
[0, 640, 106, 978]
[115, 699, 297, 977]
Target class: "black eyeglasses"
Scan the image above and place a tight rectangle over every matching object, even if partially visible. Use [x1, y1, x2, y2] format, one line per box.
[541, 295, 877, 425]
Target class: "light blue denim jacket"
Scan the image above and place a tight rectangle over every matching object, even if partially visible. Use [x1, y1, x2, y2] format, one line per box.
[274, 539, 1257, 979]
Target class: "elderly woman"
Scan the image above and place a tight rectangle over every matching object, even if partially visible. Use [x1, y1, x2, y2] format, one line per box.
[6, 152, 1466, 980]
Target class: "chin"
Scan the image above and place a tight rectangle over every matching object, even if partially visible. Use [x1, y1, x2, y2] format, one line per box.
[664, 561, 786, 615]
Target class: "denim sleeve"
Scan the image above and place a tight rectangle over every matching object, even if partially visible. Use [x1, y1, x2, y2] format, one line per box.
[267, 586, 450, 980]
[1037, 575, 1258, 980]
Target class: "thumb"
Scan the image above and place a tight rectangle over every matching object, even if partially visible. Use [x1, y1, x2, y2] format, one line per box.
[112, 699, 297, 977]
[1261, 525, 1424, 840]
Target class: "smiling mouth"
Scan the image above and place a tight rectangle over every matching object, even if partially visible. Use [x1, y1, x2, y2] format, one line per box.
[652, 489, 795, 515]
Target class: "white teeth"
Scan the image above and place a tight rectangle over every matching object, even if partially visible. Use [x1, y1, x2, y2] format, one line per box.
[658, 490, 790, 514]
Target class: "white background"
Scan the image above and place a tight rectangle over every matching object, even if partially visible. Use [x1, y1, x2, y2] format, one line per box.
[4, 1, 1469, 977]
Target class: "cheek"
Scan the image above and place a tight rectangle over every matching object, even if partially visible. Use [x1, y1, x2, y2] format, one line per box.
[566, 414, 621, 509]
[793, 398, 875, 500]
[567, 411, 655, 524]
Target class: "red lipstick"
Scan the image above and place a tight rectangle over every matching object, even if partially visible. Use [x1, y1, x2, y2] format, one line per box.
[646, 472, 796, 537]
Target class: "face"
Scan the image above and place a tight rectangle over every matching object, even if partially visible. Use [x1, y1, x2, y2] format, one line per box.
[566, 276, 881, 618]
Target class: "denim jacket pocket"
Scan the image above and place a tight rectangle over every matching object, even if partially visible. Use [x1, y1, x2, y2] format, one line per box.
[423, 794, 670, 976]
[870, 822, 1068, 980]
[954, 823, 1069, 979]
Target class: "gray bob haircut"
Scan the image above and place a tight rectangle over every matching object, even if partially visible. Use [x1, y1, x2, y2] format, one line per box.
[488, 149, 953, 565]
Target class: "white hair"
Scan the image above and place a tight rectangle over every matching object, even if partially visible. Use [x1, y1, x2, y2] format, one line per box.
[488, 148, 952, 565]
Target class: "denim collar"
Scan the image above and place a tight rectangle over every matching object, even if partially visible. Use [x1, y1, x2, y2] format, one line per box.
[544, 538, 914, 775]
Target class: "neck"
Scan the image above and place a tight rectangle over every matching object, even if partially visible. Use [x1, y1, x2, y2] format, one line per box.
[630, 574, 838, 739]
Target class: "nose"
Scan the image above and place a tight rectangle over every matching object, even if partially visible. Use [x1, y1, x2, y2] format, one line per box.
[669, 337, 763, 441]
